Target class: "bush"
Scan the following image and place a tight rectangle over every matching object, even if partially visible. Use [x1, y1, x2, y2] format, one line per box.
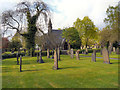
[2, 52, 26, 59]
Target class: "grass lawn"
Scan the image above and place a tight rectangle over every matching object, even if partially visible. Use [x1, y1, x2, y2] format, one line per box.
[2, 54, 119, 88]
[80, 52, 119, 59]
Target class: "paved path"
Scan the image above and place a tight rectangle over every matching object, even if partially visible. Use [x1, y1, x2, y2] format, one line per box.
[80, 56, 120, 60]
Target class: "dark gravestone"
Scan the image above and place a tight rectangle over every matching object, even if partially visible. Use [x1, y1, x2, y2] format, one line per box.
[82, 51, 84, 54]
[76, 50, 80, 60]
[102, 47, 110, 64]
[116, 47, 120, 54]
[47, 49, 50, 58]
[24, 49, 26, 53]
[53, 48, 58, 70]
[20, 55, 22, 72]
[71, 48, 74, 58]
[11, 50, 14, 53]
[91, 49, 96, 62]
[38, 48, 44, 63]
[58, 47, 60, 61]
[16, 53, 19, 65]
[51, 50, 54, 59]
[37, 53, 39, 62]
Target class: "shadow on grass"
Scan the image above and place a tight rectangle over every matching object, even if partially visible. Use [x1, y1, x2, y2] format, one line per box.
[58, 66, 81, 70]
[21, 69, 45, 72]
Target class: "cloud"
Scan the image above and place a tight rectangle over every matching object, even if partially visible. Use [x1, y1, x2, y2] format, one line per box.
[0, 0, 119, 31]
[51, 0, 119, 29]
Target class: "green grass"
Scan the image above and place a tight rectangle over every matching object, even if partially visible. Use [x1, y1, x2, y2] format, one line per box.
[80, 52, 119, 59]
[2, 54, 119, 88]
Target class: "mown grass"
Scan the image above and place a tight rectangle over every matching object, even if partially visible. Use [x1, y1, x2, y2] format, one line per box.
[2, 54, 119, 88]
[80, 52, 119, 59]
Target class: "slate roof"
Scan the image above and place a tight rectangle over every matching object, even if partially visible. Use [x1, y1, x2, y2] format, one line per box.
[50, 29, 65, 45]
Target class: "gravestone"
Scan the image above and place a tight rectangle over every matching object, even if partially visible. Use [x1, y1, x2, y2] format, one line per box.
[24, 49, 26, 53]
[16, 53, 19, 65]
[47, 49, 50, 58]
[102, 47, 110, 64]
[67, 50, 70, 55]
[91, 49, 96, 62]
[58, 47, 60, 61]
[38, 48, 44, 63]
[108, 46, 112, 54]
[11, 50, 14, 53]
[81, 46, 83, 50]
[37, 53, 39, 62]
[20, 55, 22, 72]
[82, 51, 84, 54]
[51, 50, 54, 59]
[113, 47, 116, 52]
[116, 47, 120, 54]
[70, 48, 74, 58]
[85, 48, 88, 54]
[76, 50, 80, 60]
[53, 48, 58, 70]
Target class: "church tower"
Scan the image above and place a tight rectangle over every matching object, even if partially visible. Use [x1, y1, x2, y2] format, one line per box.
[48, 18, 52, 34]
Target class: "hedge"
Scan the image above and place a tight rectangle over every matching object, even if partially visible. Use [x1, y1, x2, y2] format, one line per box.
[2, 48, 101, 59]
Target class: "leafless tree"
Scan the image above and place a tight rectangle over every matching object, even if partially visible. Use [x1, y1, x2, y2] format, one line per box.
[1, 0, 50, 56]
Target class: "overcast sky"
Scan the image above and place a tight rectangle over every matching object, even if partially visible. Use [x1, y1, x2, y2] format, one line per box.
[0, 0, 119, 31]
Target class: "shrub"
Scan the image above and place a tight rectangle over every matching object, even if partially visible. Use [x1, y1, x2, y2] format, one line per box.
[2, 52, 26, 59]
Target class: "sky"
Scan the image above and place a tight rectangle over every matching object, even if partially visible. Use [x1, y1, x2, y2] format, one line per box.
[0, 0, 119, 36]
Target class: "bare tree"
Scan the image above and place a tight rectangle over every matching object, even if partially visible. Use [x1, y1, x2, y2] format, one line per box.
[1, 0, 50, 56]
[36, 19, 65, 69]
